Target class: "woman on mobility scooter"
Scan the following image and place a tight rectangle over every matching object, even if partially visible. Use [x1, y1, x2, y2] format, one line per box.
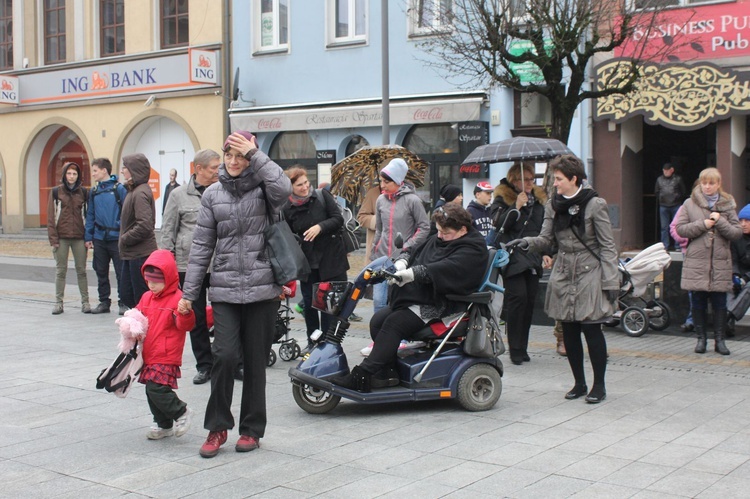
[331, 203, 489, 392]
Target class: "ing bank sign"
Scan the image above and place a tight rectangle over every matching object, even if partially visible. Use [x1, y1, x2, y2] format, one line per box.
[0, 75, 19, 104]
[0, 49, 219, 106]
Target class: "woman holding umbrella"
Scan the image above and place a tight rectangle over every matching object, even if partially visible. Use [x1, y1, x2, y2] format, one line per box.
[490, 162, 548, 365]
[508, 155, 618, 403]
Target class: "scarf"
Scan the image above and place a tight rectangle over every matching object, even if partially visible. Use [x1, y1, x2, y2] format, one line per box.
[552, 187, 599, 233]
[289, 191, 312, 206]
[704, 192, 719, 209]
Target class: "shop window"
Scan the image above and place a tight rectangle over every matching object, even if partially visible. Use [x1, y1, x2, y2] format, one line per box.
[44, 0, 66, 64]
[161, 0, 189, 49]
[270, 132, 316, 159]
[345, 135, 369, 157]
[404, 123, 459, 155]
[327, 0, 367, 47]
[100, 0, 124, 57]
[255, 0, 289, 54]
[408, 0, 452, 37]
[0, 0, 11, 70]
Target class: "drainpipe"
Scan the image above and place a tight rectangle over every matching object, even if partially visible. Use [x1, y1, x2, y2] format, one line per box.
[381, 0, 389, 145]
[223, 0, 232, 137]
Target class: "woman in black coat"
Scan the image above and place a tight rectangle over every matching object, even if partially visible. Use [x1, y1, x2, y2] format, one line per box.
[283, 167, 349, 354]
[490, 162, 548, 365]
[331, 204, 489, 392]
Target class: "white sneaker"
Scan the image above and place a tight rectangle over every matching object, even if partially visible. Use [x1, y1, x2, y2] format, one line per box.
[360, 342, 374, 356]
[147, 426, 174, 440]
[174, 408, 193, 437]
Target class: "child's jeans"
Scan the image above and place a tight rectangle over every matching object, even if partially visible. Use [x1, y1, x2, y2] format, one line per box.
[145, 381, 187, 429]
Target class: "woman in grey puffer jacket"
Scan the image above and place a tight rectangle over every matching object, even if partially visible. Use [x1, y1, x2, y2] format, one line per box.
[179, 131, 291, 458]
[675, 167, 741, 356]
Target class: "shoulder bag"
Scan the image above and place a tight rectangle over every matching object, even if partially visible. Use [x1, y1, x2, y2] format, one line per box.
[260, 183, 311, 284]
[463, 305, 505, 358]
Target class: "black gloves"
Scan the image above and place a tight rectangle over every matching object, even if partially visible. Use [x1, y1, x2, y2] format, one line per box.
[505, 239, 529, 251]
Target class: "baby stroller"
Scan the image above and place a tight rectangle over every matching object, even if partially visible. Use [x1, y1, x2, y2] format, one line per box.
[605, 243, 672, 337]
[268, 281, 302, 366]
[205, 281, 302, 367]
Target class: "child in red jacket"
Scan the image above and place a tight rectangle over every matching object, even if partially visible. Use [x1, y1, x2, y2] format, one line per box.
[136, 249, 196, 440]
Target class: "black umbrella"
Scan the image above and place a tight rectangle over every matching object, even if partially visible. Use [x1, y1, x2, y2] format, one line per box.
[462, 137, 575, 164]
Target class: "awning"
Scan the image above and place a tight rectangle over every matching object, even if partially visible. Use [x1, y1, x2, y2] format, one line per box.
[229, 96, 484, 132]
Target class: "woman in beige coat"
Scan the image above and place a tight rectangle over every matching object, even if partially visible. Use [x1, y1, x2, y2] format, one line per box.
[509, 155, 618, 404]
[675, 167, 741, 355]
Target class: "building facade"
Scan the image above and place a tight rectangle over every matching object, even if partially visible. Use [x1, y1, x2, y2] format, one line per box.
[227, 0, 589, 210]
[0, 0, 229, 233]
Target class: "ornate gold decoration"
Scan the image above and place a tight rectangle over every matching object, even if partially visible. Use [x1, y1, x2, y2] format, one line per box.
[595, 59, 750, 130]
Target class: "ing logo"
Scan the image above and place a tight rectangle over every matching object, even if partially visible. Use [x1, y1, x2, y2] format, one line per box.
[1, 79, 13, 91]
[91, 71, 109, 90]
[198, 55, 211, 68]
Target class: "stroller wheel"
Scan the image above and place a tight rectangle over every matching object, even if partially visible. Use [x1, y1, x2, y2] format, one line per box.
[279, 342, 296, 361]
[646, 300, 671, 331]
[621, 306, 649, 337]
[292, 342, 302, 358]
[267, 349, 277, 367]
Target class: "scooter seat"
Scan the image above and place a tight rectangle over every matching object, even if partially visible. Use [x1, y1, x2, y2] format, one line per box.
[409, 320, 469, 342]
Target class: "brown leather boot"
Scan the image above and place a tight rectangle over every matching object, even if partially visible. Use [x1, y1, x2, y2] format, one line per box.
[554, 321, 567, 356]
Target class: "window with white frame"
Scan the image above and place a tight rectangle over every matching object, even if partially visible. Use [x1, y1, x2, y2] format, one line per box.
[327, 0, 367, 46]
[255, 0, 288, 53]
[409, 0, 452, 36]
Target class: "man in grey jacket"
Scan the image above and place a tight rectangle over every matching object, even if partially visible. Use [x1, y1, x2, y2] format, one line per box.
[160, 149, 220, 385]
[655, 162, 686, 250]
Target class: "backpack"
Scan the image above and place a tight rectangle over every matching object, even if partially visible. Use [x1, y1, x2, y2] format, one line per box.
[318, 189, 360, 254]
[95, 344, 144, 398]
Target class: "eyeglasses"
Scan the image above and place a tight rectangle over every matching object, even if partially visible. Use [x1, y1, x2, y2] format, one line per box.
[513, 177, 535, 183]
[434, 206, 448, 224]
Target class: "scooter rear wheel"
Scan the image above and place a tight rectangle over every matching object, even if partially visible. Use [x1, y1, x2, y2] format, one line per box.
[292, 383, 341, 414]
[457, 364, 502, 412]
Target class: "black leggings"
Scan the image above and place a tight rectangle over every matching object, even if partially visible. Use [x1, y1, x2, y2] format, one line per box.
[562, 322, 607, 389]
[360, 307, 425, 374]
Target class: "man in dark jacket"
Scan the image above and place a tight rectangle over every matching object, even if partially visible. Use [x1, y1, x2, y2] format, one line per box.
[655, 162, 686, 250]
[119, 153, 158, 309]
[466, 181, 494, 243]
[163, 168, 180, 211]
[160, 149, 221, 384]
[85, 158, 128, 315]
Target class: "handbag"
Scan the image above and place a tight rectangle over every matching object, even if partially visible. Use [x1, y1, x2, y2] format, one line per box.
[728, 283, 750, 320]
[463, 305, 505, 358]
[260, 184, 311, 285]
[96, 344, 144, 398]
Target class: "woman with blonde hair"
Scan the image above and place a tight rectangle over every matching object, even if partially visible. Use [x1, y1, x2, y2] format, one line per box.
[675, 167, 741, 355]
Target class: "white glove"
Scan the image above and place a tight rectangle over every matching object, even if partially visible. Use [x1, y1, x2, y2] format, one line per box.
[394, 259, 408, 272]
[389, 268, 415, 287]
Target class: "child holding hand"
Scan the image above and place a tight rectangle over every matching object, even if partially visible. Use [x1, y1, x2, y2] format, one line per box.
[136, 249, 196, 440]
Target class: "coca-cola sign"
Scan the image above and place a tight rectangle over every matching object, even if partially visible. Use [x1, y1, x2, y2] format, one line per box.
[257, 118, 282, 130]
[413, 107, 444, 121]
[460, 164, 483, 174]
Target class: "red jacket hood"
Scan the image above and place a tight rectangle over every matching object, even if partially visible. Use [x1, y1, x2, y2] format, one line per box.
[141, 249, 180, 295]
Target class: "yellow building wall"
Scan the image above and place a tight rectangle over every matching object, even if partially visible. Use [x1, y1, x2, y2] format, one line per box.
[1, 94, 225, 232]
[124, 0, 156, 54]
[188, 0, 224, 45]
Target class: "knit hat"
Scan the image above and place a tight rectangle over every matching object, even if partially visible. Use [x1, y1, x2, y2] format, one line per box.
[143, 265, 165, 283]
[223, 130, 256, 152]
[440, 184, 462, 203]
[380, 158, 408, 185]
[739, 204, 750, 221]
[473, 181, 493, 194]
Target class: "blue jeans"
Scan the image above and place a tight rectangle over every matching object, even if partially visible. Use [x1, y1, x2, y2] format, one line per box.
[659, 205, 680, 249]
[691, 291, 726, 312]
[373, 281, 389, 314]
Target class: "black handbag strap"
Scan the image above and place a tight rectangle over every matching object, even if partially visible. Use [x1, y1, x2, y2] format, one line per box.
[570, 225, 602, 263]
[258, 181, 283, 226]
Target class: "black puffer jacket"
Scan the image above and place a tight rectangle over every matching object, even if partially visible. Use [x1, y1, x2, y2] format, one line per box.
[490, 179, 548, 277]
[732, 234, 750, 279]
[283, 189, 349, 281]
[182, 150, 291, 304]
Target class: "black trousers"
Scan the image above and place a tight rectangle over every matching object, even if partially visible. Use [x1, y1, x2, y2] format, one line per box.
[145, 381, 187, 429]
[562, 321, 607, 389]
[120, 256, 148, 309]
[205, 300, 278, 438]
[179, 272, 213, 373]
[300, 269, 348, 341]
[504, 270, 540, 358]
[360, 307, 424, 374]
[92, 239, 122, 305]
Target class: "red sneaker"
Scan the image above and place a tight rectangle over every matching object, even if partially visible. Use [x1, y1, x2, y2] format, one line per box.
[235, 435, 260, 452]
[199, 430, 227, 458]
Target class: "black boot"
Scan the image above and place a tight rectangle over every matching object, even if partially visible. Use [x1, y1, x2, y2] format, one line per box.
[714, 309, 731, 355]
[726, 316, 736, 338]
[330, 366, 372, 393]
[371, 365, 399, 388]
[693, 309, 707, 354]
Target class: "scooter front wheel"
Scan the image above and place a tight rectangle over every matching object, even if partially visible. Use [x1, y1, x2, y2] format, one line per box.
[292, 383, 341, 414]
[457, 364, 502, 412]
